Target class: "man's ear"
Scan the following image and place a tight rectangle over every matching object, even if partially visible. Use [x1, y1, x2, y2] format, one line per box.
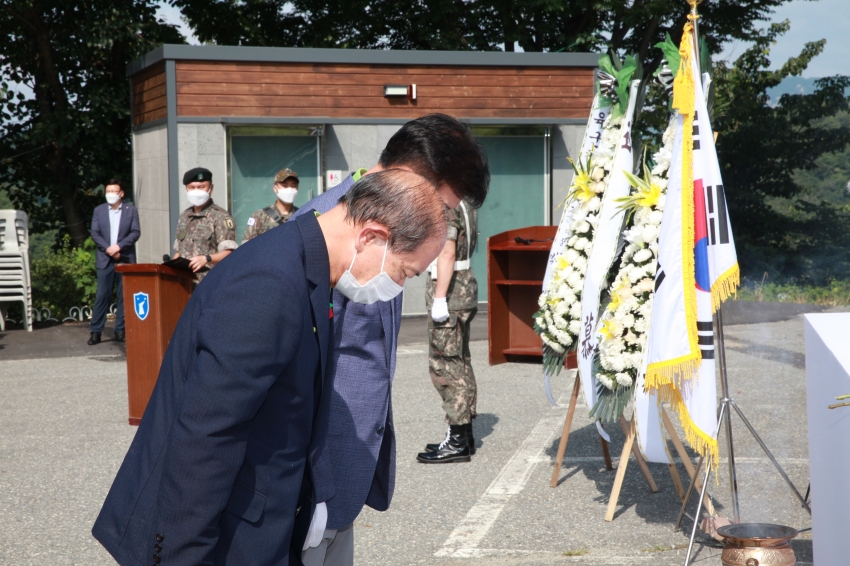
[208, 183, 214, 193]
[353, 223, 390, 253]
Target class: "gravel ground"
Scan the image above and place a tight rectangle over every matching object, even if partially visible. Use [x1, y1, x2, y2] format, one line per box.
[0, 303, 835, 565]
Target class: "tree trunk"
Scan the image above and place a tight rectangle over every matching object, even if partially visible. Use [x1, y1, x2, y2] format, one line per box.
[61, 186, 90, 246]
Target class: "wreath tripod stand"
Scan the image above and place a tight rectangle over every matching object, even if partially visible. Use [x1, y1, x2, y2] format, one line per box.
[678, 307, 811, 566]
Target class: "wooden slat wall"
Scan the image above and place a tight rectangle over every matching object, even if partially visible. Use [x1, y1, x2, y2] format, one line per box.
[132, 62, 167, 126]
[174, 61, 594, 119]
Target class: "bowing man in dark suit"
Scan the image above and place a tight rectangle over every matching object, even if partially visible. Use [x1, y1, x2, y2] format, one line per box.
[89, 178, 141, 345]
[91, 169, 447, 566]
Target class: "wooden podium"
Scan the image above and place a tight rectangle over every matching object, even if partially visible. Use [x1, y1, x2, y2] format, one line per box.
[116, 264, 195, 425]
[487, 225, 575, 368]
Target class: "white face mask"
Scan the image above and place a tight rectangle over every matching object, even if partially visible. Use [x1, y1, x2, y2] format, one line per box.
[276, 187, 298, 204]
[187, 189, 210, 207]
[105, 193, 121, 205]
[335, 241, 404, 305]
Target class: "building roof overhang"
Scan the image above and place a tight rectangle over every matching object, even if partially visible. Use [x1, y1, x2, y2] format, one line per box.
[127, 44, 598, 78]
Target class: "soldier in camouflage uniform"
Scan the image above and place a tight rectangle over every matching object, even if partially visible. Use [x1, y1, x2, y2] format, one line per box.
[173, 167, 238, 281]
[242, 168, 300, 243]
[417, 199, 478, 464]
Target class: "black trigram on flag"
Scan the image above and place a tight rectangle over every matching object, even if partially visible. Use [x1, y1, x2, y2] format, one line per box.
[705, 184, 730, 245]
[697, 320, 714, 360]
[693, 111, 701, 151]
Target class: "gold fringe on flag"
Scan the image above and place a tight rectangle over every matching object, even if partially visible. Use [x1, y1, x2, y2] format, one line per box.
[662, 384, 720, 474]
[644, 21, 702, 392]
[711, 262, 740, 312]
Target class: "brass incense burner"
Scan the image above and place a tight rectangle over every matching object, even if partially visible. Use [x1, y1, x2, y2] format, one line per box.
[716, 523, 798, 566]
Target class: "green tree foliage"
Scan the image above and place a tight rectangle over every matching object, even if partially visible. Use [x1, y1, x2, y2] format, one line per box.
[170, 0, 794, 68]
[30, 235, 98, 315]
[713, 22, 850, 283]
[0, 0, 182, 246]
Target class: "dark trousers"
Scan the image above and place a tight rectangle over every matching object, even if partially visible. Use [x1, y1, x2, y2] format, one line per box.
[90, 263, 124, 333]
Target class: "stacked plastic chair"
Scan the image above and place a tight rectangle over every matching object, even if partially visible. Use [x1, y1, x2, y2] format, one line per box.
[0, 210, 33, 331]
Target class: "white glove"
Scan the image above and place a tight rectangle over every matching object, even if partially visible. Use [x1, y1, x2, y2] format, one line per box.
[431, 297, 449, 322]
[302, 501, 328, 550]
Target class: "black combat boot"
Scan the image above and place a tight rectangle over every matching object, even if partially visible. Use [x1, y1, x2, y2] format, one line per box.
[88, 332, 102, 345]
[425, 423, 476, 455]
[417, 425, 471, 463]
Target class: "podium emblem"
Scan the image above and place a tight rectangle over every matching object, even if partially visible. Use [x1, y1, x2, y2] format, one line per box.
[133, 292, 150, 321]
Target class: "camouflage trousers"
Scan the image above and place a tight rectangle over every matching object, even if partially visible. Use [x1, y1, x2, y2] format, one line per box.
[428, 308, 477, 425]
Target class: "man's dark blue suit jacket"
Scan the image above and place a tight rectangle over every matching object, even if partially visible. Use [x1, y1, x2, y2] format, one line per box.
[92, 213, 333, 565]
[292, 174, 400, 530]
[90, 201, 140, 269]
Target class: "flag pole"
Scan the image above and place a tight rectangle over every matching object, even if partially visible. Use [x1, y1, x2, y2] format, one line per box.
[687, 0, 703, 75]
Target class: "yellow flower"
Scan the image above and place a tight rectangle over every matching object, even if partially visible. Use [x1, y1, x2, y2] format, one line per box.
[606, 277, 631, 313]
[637, 182, 661, 208]
[599, 318, 616, 339]
[557, 256, 570, 271]
[570, 170, 595, 202]
[607, 290, 622, 312]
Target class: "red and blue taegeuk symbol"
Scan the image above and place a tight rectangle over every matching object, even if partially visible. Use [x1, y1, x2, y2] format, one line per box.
[693, 179, 710, 292]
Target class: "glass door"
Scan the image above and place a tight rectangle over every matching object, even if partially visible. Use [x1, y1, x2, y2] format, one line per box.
[472, 127, 550, 302]
[228, 126, 321, 243]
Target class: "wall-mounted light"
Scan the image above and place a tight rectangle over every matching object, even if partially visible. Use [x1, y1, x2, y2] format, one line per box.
[384, 84, 417, 101]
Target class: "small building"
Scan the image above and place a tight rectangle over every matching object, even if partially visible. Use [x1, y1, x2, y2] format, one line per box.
[127, 45, 596, 314]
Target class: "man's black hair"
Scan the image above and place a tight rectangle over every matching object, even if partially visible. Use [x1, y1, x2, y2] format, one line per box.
[105, 178, 124, 192]
[379, 113, 489, 208]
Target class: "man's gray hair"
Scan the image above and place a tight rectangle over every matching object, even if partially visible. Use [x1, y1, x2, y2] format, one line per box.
[339, 169, 447, 254]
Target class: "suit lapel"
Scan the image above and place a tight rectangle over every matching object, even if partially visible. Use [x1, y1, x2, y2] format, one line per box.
[119, 203, 131, 237]
[296, 213, 331, 387]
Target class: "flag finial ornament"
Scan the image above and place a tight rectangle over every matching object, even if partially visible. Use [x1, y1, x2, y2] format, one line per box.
[686, 0, 702, 21]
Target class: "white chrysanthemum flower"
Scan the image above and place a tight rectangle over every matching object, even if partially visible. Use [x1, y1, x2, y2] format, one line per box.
[565, 248, 579, 263]
[598, 373, 615, 390]
[587, 198, 602, 212]
[627, 265, 645, 283]
[567, 235, 578, 246]
[624, 330, 638, 344]
[622, 313, 636, 328]
[656, 193, 667, 210]
[569, 301, 582, 319]
[591, 167, 605, 181]
[555, 301, 570, 317]
[615, 373, 633, 387]
[642, 224, 658, 243]
[649, 210, 664, 225]
[574, 220, 590, 234]
[566, 270, 581, 288]
[633, 317, 648, 333]
[638, 277, 655, 293]
[646, 259, 658, 274]
[622, 296, 640, 314]
[609, 354, 627, 372]
[573, 256, 588, 272]
[633, 248, 653, 263]
[569, 319, 581, 335]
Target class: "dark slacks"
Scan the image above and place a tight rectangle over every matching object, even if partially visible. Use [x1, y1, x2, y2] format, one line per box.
[90, 263, 124, 333]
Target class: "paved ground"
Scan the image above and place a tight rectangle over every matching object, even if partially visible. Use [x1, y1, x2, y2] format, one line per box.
[0, 301, 833, 565]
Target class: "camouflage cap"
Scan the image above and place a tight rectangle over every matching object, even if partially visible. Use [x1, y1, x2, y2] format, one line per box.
[274, 168, 298, 184]
[183, 167, 212, 185]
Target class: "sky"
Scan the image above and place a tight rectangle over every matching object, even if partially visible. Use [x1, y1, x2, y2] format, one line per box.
[717, 0, 848, 77]
[155, 0, 847, 78]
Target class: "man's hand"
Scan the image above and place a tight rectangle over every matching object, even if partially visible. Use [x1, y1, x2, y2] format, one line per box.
[106, 244, 121, 259]
[431, 297, 449, 323]
[188, 255, 209, 272]
[302, 501, 328, 550]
